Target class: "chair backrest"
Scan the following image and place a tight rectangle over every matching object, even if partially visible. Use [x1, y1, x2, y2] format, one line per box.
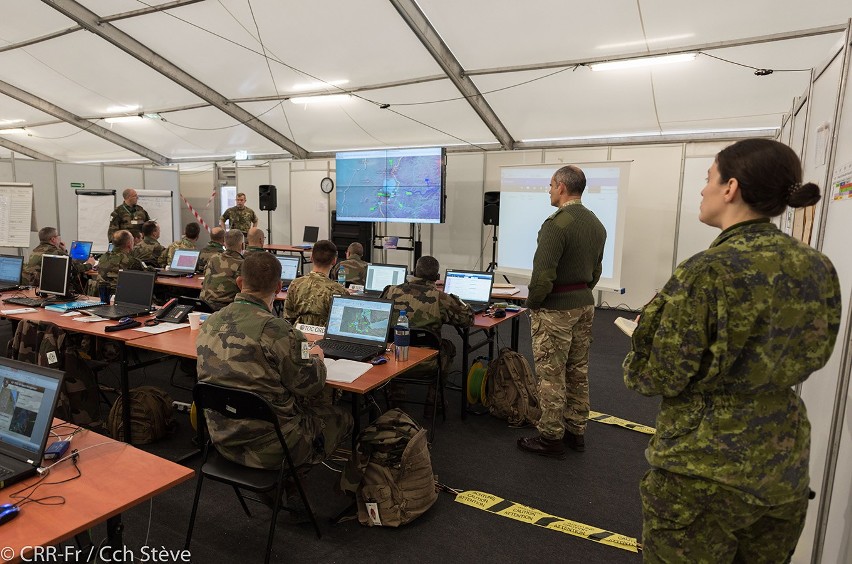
[409, 327, 441, 350]
[193, 381, 285, 447]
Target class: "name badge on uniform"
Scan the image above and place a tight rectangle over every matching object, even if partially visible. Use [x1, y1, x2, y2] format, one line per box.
[131, 220, 142, 224]
[301, 341, 310, 360]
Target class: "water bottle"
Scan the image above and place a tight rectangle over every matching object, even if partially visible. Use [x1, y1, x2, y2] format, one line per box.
[337, 265, 347, 287]
[394, 309, 410, 361]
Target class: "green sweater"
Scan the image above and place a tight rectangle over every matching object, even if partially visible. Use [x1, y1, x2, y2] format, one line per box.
[526, 202, 606, 310]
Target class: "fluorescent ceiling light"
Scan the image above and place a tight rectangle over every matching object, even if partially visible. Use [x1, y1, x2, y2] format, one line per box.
[0, 128, 27, 135]
[104, 115, 144, 124]
[0, 119, 24, 126]
[590, 53, 696, 71]
[596, 34, 694, 50]
[520, 126, 779, 143]
[290, 94, 352, 105]
[291, 79, 349, 91]
[106, 105, 139, 113]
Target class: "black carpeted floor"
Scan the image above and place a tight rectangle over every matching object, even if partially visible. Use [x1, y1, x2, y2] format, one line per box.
[4, 307, 660, 562]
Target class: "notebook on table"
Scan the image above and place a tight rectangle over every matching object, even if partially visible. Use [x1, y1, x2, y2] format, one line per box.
[315, 295, 394, 361]
[0, 255, 24, 292]
[69, 241, 93, 261]
[443, 269, 495, 313]
[0, 357, 64, 489]
[363, 263, 407, 297]
[277, 256, 301, 288]
[157, 249, 200, 277]
[80, 270, 156, 320]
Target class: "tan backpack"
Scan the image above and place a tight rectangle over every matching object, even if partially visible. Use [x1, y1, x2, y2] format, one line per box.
[108, 386, 176, 444]
[485, 348, 541, 427]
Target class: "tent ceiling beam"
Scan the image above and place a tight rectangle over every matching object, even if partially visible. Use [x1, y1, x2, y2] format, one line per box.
[0, 137, 57, 161]
[42, 0, 309, 160]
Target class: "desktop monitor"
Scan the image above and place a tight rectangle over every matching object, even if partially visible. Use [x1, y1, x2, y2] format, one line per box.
[302, 226, 319, 245]
[39, 254, 70, 297]
[69, 241, 92, 261]
[0, 255, 24, 287]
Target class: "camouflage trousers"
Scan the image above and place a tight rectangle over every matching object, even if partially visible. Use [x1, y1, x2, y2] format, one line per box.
[640, 468, 808, 564]
[530, 305, 594, 439]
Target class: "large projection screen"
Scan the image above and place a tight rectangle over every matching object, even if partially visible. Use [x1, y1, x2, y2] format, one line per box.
[498, 162, 630, 291]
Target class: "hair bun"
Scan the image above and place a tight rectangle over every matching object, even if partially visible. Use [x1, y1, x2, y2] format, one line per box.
[788, 182, 821, 208]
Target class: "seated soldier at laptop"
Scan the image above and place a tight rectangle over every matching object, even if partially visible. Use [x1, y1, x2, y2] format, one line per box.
[381, 255, 474, 413]
[131, 220, 168, 268]
[165, 222, 200, 266]
[196, 251, 352, 509]
[330, 242, 368, 286]
[96, 230, 144, 291]
[200, 229, 244, 311]
[197, 227, 225, 273]
[284, 240, 347, 327]
[24, 226, 95, 291]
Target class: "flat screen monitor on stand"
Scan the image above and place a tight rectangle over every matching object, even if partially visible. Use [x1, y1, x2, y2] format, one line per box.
[38, 254, 72, 301]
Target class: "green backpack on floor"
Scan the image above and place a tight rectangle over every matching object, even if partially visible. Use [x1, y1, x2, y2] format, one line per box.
[485, 348, 541, 427]
[108, 386, 176, 444]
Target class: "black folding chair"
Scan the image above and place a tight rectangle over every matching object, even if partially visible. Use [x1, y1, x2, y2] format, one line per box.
[185, 382, 320, 564]
[387, 327, 444, 443]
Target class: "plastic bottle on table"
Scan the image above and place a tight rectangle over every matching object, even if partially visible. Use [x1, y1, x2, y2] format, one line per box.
[394, 309, 410, 361]
[337, 266, 347, 287]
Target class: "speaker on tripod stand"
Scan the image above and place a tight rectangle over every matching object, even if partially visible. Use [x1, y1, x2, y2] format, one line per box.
[483, 192, 499, 271]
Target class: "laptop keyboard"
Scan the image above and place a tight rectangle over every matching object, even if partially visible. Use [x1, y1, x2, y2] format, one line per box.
[316, 339, 381, 360]
[0, 285, 20, 292]
[3, 297, 46, 308]
[0, 465, 12, 479]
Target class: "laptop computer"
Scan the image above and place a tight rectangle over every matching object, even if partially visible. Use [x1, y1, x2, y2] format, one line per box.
[157, 249, 200, 277]
[443, 269, 495, 313]
[69, 241, 93, 261]
[294, 226, 319, 249]
[81, 270, 156, 320]
[315, 295, 394, 361]
[363, 263, 407, 296]
[0, 357, 64, 489]
[0, 255, 24, 292]
[277, 256, 301, 288]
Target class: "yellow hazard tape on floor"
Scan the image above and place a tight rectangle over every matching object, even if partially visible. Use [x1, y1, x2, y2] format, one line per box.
[455, 490, 639, 553]
[589, 410, 655, 435]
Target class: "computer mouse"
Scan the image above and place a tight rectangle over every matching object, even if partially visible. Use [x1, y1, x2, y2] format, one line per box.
[493, 309, 506, 318]
[0, 504, 20, 525]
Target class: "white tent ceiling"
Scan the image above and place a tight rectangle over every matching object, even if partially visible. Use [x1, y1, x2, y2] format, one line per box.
[0, 0, 849, 164]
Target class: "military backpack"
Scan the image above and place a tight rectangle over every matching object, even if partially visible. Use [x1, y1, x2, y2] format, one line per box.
[485, 348, 541, 427]
[108, 386, 176, 444]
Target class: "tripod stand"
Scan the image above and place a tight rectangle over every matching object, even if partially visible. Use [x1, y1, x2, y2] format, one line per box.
[485, 226, 498, 272]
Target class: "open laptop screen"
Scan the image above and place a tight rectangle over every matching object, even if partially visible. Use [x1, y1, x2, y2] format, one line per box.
[169, 250, 200, 273]
[113, 270, 155, 307]
[277, 256, 300, 282]
[0, 255, 24, 286]
[302, 226, 319, 245]
[444, 270, 494, 303]
[325, 296, 393, 344]
[365, 264, 407, 294]
[0, 358, 63, 458]
[69, 241, 93, 261]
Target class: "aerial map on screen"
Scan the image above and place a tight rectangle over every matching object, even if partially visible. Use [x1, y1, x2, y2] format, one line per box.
[335, 147, 444, 223]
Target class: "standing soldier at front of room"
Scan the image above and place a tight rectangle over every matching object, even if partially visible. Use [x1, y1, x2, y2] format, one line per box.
[220, 192, 258, 237]
[108, 188, 149, 241]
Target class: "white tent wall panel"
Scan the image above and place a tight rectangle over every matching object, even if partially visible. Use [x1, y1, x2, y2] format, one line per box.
[175, 166, 217, 247]
[0, 161, 13, 182]
[269, 160, 292, 245]
[431, 152, 486, 272]
[143, 168, 181, 247]
[289, 168, 332, 246]
[56, 163, 104, 247]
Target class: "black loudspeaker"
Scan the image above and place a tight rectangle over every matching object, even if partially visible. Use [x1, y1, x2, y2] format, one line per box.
[258, 185, 277, 211]
[483, 191, 500, 226]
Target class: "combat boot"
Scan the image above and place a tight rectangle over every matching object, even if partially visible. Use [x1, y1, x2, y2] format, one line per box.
[516, 435, 566, 459]
[563, 431, 585, 452]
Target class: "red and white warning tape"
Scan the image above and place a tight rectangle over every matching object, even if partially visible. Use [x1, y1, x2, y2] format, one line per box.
[180, 192, 215, 234]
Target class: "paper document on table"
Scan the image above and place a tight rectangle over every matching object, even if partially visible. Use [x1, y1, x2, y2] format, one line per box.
[614, 317, 637, 337]
[492, 288, 520, 296]
[73, 315, 107, 322]
[1, 308, 38, 314]
[132, 323, 188, 334]
[324, 359, 372, 383]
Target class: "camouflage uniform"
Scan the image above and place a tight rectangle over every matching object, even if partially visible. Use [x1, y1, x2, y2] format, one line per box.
[221, 206, 258, 234]
[331, 255, 368, 286]
[200, 249, 243, 311]
[196, 241, 224, 273]
[245, 246, 266, 254]
[23, 243, 90, 291]
[526, 201, 606, 440]
[623, 219, 841, 563]
[95, 248, 144, 290]
[381, 276, 474, 400]
[108, 203, 149, 240]
[165, 237, 198, 267]
[131, 236, 167, 268]
[284, 272, 347, 326]
[196, 292, 352, 468]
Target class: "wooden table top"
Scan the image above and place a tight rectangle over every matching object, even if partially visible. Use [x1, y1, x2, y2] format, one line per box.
[1, 420, 194, 563]
[264, 244, 312, 253]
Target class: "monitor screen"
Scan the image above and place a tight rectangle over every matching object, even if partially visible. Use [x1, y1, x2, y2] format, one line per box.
[39, 255, 70, 297]
[69, 241, 92, 261]
[335, 147, 446, 223]
[0, 358, 63, 458]
[302, 226, 319, 244]
[365, 264, 407, 293]
[0, 255, 24, 286]
[444, 270, 494, 303]
[114, 270, 156, 307]
[277, 256, 300, 282]
[169, 250, 200, 273]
